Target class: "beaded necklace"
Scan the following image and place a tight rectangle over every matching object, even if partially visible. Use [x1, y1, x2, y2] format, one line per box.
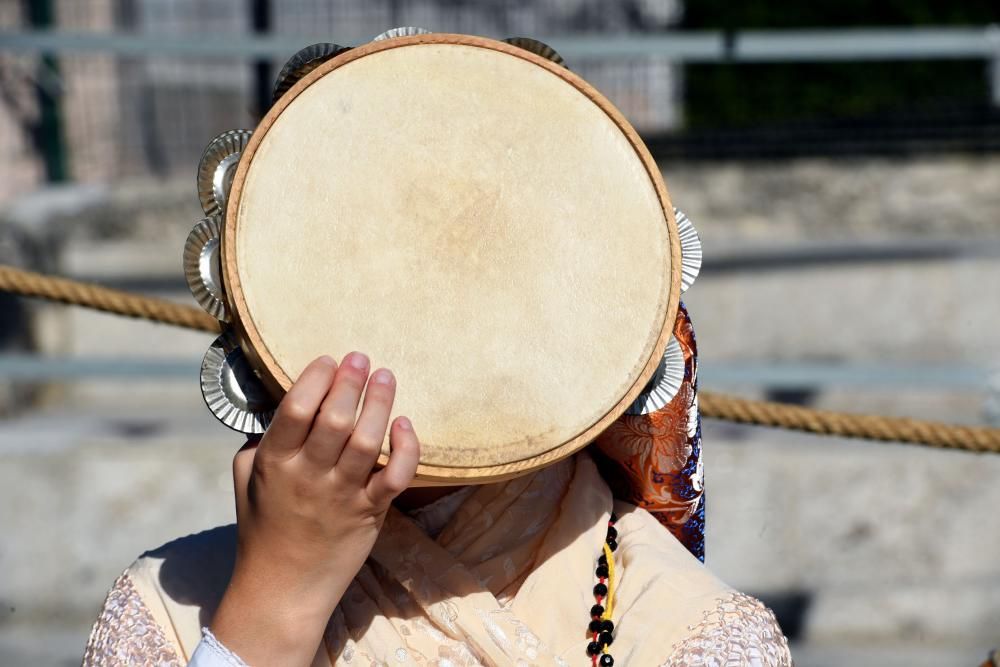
[586, 512, 618, 666]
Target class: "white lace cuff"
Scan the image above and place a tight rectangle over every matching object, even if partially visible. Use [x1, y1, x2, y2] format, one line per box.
[187, 628, 249, 667]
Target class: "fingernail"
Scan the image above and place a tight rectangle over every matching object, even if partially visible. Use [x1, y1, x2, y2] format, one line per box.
[318, 355, 336, 366]
[397, 416, 412, 431]
[372, 368, 394, 385]
[347, 352, 369, 370]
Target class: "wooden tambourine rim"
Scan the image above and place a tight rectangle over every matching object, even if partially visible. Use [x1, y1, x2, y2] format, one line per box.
[223, 33, 682, 483]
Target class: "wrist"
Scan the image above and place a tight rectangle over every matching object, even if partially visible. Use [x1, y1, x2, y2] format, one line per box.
[211, 561, 340, 666]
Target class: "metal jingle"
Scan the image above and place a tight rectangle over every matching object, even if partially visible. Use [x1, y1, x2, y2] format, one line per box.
[183, 215, 229, 322]
[200, 331, 277, 434]
[373, 26, 432, 41]
[197, 129, 253, 218]
[502, 37, 566, 67]
[273, 42, 350, 104]
[625, 335, 685, 416]
[674, 207, 702, 293]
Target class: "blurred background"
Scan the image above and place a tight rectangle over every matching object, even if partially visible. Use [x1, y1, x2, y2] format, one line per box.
[1, 1, 999, 665]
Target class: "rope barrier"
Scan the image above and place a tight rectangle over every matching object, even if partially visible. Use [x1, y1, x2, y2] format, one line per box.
[1, 263, 998, 453]
[699, 392, 1000, 454]
[0, 265, 220, 333]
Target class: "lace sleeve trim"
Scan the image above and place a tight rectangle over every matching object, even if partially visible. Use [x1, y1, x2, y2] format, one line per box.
[662, 592, 793, 666]
[190, 628, 249, 667]
[82, 571, 182, 666]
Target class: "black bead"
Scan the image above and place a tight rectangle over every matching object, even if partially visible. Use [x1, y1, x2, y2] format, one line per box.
[598, 554, 607, 566]
[600, 619, 615, 633]
[588, 619, 603, 633]
[606, 537, 618, 551]
[593, 582, 608, 597]
[610, 512, 619, 523]
[599, 631, 614, 646]
[590, 604, 605, 618]
[606, 526, 618, 541]
[600, 654, 615, 666]
[595, 564, 609, 578]
[586, 641, 602, 656]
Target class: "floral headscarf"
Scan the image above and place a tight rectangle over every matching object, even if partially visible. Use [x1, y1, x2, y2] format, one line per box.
[593, 302, 705, 560]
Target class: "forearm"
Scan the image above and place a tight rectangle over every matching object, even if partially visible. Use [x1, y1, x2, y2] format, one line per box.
[209, 558, 349, 667]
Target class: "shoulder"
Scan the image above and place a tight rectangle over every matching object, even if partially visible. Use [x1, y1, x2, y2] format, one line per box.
[613, 499, 725, 600]
[83, 568, 185, 666]
[611, 502, 792, 666]
[83, 525, 237, 665]
[660, 591, 792, 666]
[133, 522, 238, 612]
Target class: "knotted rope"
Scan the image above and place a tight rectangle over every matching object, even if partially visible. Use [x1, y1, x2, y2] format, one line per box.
[2, 264, 998, 453]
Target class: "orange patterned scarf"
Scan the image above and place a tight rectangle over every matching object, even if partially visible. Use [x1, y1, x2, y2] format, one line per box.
[592, 302, 705, 560]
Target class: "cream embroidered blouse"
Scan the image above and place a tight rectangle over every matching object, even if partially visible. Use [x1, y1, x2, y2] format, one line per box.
[83, 454, 792, 666]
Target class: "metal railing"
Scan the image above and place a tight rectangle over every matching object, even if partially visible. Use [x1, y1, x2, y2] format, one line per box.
[2, 26, 998, 63]
[1, 25, 998, 188]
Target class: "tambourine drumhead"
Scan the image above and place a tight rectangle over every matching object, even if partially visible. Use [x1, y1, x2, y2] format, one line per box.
[224, 34, 681, 482]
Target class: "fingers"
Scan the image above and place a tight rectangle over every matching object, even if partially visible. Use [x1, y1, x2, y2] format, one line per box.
[259, 356, 338, 460]
[300, 352, 371, 468]
[367, 417, 420, 505]
[264, 351, 416, 495]
[333, 367, 396, 482]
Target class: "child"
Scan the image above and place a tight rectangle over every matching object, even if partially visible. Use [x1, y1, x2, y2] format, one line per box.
[83, 327, 791, 666]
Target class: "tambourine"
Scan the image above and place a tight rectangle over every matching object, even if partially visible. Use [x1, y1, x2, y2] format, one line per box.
[184, 30, 703, 483]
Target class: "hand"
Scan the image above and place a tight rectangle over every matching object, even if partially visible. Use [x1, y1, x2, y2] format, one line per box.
[210, 352, 420, 667]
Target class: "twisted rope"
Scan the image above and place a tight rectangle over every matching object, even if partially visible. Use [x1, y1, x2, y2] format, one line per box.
[0, 264, 221, 333]
[699, 392, 1000, 454]
[1, 264, 998, 453]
